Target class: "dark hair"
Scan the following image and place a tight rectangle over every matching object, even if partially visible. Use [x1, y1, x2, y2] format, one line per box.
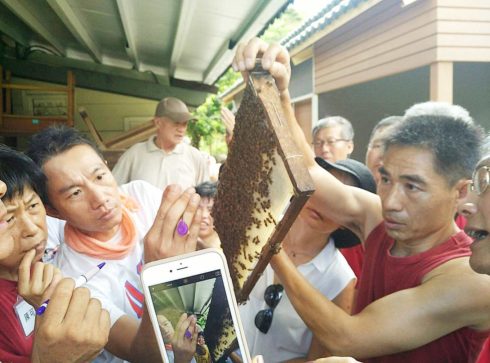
[26, 125, 104, 205]
[368, 116, 403, 144]
[195, 181, 217, 199]
[0, 145, 46, 202]
[385, 114, 483, 186]
[26, 125, 103, 169]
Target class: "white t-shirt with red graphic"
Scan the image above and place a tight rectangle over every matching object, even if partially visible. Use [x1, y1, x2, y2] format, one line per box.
[47, 180, 162, 363]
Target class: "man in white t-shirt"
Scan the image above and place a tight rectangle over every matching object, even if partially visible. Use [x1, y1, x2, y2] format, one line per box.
[26, 125, 202, 363]
[112, 97, 209, 190]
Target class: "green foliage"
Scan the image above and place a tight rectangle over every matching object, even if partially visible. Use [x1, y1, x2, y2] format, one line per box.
[188, 95, 226, 153]
[260, 7, 303, 43]
[188, 6, 304, 156]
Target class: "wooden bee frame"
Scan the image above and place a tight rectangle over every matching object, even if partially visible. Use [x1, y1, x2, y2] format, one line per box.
[214, 67, 315, 303]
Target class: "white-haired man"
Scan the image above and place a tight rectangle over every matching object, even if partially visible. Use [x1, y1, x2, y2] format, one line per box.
[312, 116, 354, 162]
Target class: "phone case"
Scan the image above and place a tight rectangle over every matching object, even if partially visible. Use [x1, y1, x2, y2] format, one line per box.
[141, 249, 252, 363]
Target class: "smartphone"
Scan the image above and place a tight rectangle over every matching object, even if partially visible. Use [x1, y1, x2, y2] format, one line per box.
[141, 249, 252, 363]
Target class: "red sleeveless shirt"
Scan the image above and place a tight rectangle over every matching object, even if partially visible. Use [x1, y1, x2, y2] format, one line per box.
[354, 223, 489, 363]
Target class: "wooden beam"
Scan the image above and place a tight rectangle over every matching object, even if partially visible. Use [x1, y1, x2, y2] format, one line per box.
[1, 58, 209, 106]
[169, 0, 197, 77]
[0, 65, 3, 129]
[116, 0, 141, 71]
[0, 4, 30, 46]
[5, 70, 11, 114]
[430, 61, 453, 103]
[2, 84, 67, 92]
[47, 0, 102, 63]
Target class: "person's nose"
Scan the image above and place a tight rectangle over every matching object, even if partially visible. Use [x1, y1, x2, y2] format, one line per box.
[458, 201, 477, 218]
[19, 213, 40, 239]
[0, 181, 6, 198]
[201, 207, 210, 219]
[0, 181, 6, 220]
[458, 187, 478, 218]
[382, 185, 403, 212]
[89, 186, 110, 211]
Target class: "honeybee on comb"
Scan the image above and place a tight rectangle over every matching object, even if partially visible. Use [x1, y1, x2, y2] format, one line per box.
[213, 61, 314, 304]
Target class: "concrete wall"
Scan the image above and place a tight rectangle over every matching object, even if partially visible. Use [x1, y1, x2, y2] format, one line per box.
[454, 62, 490, 129]
[290, 58, 313, 99]
[317, 66, 430, 162]
[317, 61, 490, 162]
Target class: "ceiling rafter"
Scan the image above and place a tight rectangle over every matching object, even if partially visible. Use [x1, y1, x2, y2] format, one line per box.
[0, 4, 30, 46]
[203, 0, 288, 85]
[46, 0, 102, 63]
[116, 0, 140, 71]
[169, 0, 197, 77]
[1, 0, 66, 56]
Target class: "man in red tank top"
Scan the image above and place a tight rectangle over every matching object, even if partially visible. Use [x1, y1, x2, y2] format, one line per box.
[233, 38, 490, 362]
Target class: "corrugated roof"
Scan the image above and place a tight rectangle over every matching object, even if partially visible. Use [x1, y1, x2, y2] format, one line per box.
[281, 0, 367, 50]
[220, 0, 369, 100]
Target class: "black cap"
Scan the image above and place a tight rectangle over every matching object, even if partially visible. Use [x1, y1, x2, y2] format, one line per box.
[315, 157, 377, 248]
[315, 157, 377, 194]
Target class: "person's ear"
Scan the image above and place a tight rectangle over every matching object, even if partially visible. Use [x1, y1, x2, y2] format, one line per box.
[347, 140, 354, 155]
[45, 204, 63, 220]
[455, 179, 471, 201]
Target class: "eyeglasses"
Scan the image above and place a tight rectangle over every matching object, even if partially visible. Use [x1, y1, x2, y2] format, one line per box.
[254, 284, 283, 334]
[313, 139, 350, 148]
[470, 165, 490, 195]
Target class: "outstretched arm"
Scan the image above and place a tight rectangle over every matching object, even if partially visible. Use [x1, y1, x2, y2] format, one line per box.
[233, 38, 382, 241]
[273, 250, 490, 358]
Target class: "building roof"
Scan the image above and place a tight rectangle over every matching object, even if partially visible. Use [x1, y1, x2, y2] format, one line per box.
[0, 0, 291, 105]
[281, 0, 368, 50]
[220, 0, 370, 102]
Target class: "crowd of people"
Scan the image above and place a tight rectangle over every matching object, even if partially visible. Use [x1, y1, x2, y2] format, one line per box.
[0, 37, 489, 363]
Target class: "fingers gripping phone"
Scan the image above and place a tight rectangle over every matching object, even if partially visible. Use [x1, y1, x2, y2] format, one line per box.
[141, 249, 252, 363]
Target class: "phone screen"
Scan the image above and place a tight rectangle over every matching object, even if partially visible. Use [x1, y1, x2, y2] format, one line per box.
[149, 269, 245, 363]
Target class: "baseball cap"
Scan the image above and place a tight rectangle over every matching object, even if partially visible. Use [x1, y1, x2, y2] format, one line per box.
[315, 157, 377, 194]
[315, 157, 377, 248]
[154, 97, 195, 122]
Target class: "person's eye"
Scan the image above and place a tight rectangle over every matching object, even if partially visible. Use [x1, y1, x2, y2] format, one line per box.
[380, 176, 389, 184]
[29, 202, 39, 210]
[406, 183, 420, 192]
[6, 215, 14, 224]
[96, 173, 106, 181]
[69, 189, 82, 198]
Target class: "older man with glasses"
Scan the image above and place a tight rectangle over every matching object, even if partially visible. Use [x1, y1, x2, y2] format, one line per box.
[312, 116, 354, 162]
[458, 148, 490, 363]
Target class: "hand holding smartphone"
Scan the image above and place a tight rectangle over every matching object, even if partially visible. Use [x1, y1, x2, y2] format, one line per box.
[141, 249, 251, 363]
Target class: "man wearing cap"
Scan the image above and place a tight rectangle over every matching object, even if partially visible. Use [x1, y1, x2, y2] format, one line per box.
[112, 97, 209, 190]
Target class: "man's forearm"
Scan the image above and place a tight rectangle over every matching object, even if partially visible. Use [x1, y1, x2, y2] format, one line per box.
[271, 251, 353, 355]
[131, 305, 161, 362]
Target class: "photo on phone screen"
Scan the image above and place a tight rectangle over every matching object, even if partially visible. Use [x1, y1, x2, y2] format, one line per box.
[149, 268, 245, 363]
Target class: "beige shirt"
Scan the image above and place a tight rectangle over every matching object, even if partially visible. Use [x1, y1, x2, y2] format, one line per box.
[112, 136, 209, 190]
